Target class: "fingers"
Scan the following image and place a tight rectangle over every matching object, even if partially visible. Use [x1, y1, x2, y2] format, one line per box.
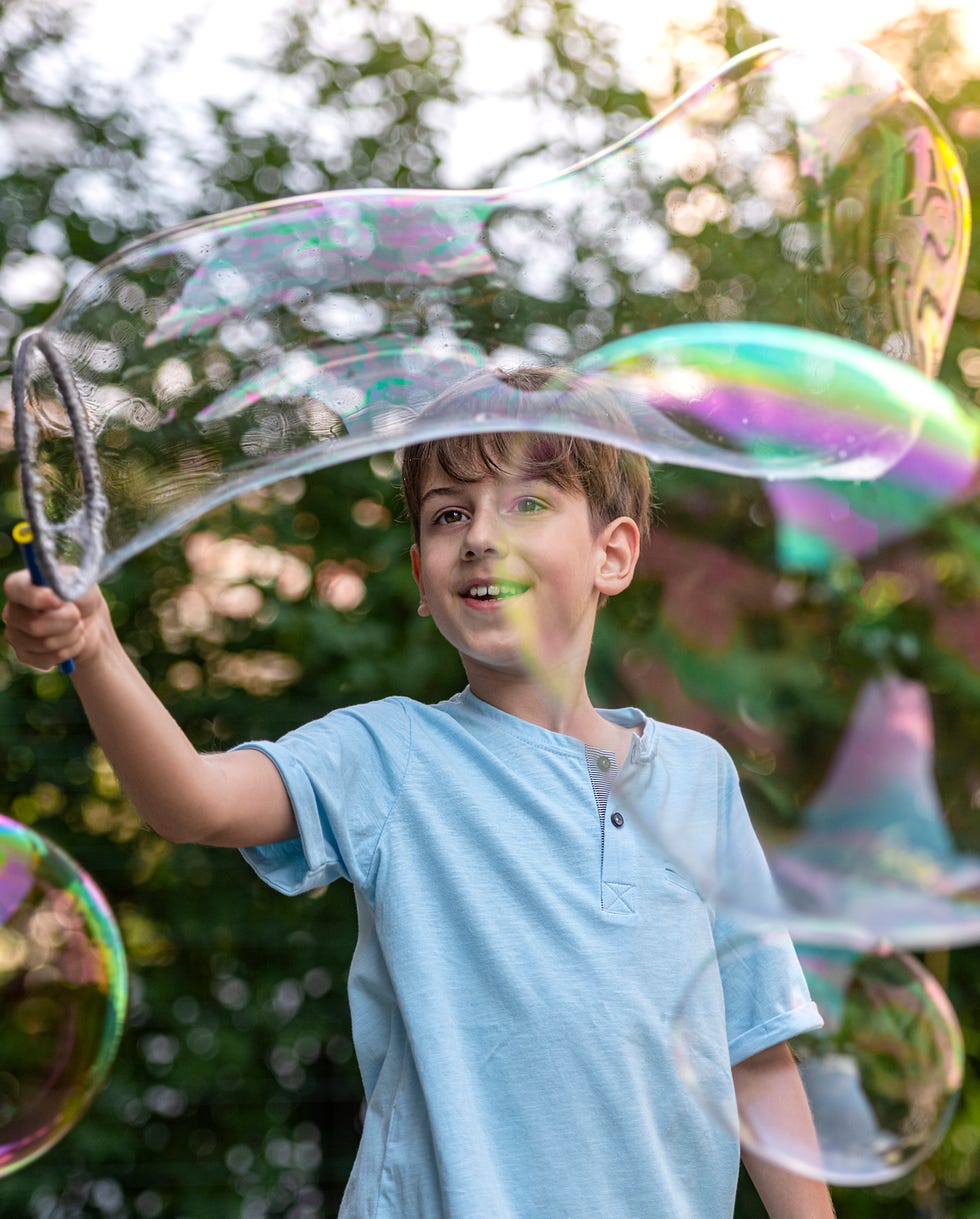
[2, 569, 85, 671]
[3, 568, 64, 610]
[6, 627, 81, 671]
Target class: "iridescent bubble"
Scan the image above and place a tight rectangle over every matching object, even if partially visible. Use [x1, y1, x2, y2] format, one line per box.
[768, 676, 980, 950]
[0, 813, 128, 1178]
[763, 385, 979, 570]
[672, 935, 963, 1185]
[642, 675, 980, 952]
[11, 39, 974, 599]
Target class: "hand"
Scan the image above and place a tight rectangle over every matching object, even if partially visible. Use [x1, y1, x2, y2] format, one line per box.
[2, 569, 110, 672]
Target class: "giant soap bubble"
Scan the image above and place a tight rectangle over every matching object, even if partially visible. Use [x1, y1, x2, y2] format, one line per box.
[672, 935, 963, 1184]
[11, 39, 976, 600]
[0, 813, 128, 1177]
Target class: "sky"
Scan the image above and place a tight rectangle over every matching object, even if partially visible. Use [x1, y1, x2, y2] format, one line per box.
[46, 0, 978, 196]
[70, 0, 980, 83]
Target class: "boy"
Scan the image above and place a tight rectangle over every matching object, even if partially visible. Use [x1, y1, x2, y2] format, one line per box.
[3, 367, 834, 1218]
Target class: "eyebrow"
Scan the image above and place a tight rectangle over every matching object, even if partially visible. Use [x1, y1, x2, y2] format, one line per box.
[419, 485, 464, 507]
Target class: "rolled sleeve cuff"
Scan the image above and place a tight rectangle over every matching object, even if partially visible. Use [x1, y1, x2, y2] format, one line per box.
[234, 742, 341, 895]
[728, 1001, 823, 1067]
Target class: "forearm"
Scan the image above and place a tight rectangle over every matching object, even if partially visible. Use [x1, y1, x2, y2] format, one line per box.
[733, 1043, 836, 1219]
[741, 1147, 836, 1219]
[71, 629, 229, 842]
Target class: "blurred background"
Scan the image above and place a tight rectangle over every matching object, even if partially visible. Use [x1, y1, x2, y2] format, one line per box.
[1, 0, 979, 1215]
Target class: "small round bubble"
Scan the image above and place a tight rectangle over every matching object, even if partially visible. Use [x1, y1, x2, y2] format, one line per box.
[672, 935, 963, 1185]
[0, 814, 128, 1178]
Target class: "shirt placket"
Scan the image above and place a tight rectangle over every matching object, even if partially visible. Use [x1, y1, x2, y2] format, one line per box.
[585, 746, 638, 918]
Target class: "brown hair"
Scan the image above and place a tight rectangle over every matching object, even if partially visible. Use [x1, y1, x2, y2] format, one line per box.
[400, 367, 652, 545]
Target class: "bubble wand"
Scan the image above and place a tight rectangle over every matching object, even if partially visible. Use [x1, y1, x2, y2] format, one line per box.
[12, 521, 75, 675]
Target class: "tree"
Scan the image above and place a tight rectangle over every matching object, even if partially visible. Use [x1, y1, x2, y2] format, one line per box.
[1, 2, 978, 1214]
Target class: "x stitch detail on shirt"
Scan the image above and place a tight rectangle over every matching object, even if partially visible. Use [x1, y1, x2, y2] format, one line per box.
[602, 881, 636, 914]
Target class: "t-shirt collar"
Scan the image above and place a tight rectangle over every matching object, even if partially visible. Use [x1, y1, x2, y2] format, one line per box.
[447, 686, 658, 764]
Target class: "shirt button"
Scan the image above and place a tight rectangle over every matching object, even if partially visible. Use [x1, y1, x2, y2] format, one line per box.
[610, 811, 624, 828]
[596, 755, 612, 772]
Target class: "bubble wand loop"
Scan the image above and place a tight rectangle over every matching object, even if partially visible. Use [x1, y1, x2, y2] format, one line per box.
[12, 521, 76, 675]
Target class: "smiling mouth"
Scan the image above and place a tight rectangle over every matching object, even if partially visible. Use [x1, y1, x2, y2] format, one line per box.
[462, 581, 528, 602]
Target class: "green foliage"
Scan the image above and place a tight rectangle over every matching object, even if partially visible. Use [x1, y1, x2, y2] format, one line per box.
[0, 1, 979, 1214]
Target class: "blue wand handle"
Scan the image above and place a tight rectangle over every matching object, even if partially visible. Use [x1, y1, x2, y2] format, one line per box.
[12, 521, 75, 675]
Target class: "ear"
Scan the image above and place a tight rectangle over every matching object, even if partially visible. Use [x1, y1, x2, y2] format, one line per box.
[410, 544, 430, 617]
[595, 517, 641, 599]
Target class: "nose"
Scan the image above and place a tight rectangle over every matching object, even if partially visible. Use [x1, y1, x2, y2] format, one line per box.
[462, 504, 509, 558]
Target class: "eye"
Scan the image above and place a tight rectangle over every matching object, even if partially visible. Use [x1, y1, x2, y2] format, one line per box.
[433, 507, 468, 526]
[513, 496, 546, 514]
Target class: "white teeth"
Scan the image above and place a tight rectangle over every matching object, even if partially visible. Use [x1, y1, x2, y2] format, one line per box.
[466, 583, 521, 599]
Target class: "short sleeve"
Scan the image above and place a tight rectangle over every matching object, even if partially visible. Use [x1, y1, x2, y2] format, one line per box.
[235, 699, 412, 897]
[712, 750, 822, 1065]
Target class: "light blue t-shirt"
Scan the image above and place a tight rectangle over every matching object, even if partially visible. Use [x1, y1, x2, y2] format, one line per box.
[239, 689, 820, 1219]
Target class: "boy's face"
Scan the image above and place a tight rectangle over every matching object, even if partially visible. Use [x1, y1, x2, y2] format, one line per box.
[410, 458, 638, 691]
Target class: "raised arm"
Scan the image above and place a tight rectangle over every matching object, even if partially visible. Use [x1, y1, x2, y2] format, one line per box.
[2, 569, 296, 848]
[732, 1041, 836, 1219]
